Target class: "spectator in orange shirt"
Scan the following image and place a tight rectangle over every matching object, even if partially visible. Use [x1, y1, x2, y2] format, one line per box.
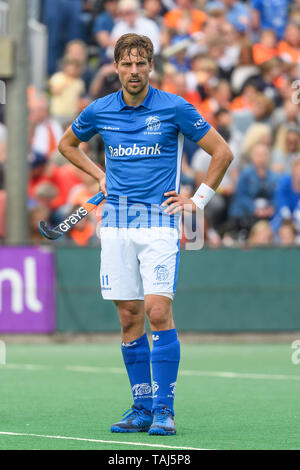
[28, 151, 83, 211]
[199, 79, 232, 127]
[68, 213, 98, 246]
[28, 152, 52, 202]
[163, 0, 207, 35]
[253, 29, 278, 65]
[278, 22, 300, 64]
[230, 83, 258, 111]
[170, 73, 202, 110]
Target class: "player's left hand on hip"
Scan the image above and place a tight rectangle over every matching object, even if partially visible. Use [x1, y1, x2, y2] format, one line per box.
[162, 191, 197, 215]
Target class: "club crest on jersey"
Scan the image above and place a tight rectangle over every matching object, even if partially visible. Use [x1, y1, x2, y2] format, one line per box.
[132, 383, 152, 397]
[154, 265, 169, 281]
[145, 115, 161, 131]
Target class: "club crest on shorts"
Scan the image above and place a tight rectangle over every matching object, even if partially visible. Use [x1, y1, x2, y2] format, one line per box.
[132, 383, 152, 397]
[145, 115, 161, 132]
[154, 264, 169, 281]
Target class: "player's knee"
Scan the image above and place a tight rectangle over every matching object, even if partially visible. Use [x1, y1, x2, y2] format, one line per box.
[119, 310, 138, 333]
[146, 304, 169, 330]
[115, 301, 143, 333]
[114, 300, 141, 315]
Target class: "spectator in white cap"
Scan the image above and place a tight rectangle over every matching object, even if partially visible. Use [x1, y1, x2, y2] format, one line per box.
[109, 0, 161, 56]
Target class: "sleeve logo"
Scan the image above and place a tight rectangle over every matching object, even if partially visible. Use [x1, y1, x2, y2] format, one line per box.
[74, 118, 82, 130]
[193, 118, 204, 130]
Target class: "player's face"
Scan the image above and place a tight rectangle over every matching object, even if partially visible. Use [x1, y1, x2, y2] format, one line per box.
[115, 49, 153, 96]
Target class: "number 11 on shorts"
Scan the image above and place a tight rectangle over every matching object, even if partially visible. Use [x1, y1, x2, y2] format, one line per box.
[101, 275, 109, 287]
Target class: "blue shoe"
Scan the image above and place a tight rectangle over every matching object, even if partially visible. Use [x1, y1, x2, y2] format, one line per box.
[148, 406, 176, 435]
[111, 404, 153, 433]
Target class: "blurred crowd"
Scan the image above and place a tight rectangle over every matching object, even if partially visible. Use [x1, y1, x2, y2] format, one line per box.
[0, 0, 300, 248]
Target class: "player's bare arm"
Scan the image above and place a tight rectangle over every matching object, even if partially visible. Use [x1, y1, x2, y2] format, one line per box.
[162, 127, 234, 215]
[58, 127, 107, 196]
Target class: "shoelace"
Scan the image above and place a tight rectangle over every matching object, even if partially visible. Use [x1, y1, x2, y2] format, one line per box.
[122, 407, 139, 419]
[153, 408, 171, 423]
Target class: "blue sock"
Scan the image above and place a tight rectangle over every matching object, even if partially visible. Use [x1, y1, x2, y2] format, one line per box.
[151, 329, 180, 415]
[121, 332, 153, 411]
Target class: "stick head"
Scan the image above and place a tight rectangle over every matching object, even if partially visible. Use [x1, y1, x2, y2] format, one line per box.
[38, 220, 62, 240]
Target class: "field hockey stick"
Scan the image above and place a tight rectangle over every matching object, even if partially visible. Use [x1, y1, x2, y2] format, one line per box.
[38, 191, 106, 240]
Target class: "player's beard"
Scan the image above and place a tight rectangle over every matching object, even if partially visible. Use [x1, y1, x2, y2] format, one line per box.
[123, 77, 148, 96]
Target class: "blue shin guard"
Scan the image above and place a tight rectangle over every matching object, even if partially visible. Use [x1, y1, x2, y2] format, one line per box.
[151, 329, 180, 415]
[121, 332, 153, 412]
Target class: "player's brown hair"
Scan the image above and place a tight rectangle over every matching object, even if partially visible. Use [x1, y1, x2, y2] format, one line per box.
[114, 33, 154, 64]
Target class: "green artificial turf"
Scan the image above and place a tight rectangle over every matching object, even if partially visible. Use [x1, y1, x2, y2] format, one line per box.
[0, 342, 299, 450]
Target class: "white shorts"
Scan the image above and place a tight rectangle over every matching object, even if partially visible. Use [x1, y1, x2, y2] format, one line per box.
[99, 227, 180, 301]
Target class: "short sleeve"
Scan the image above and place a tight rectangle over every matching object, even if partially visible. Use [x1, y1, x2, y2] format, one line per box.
[71, 102, 97, 142]
[174, 96, 211, 142]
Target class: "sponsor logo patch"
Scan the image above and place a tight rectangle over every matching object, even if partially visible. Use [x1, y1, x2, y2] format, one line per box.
[108, 143, 161, 157]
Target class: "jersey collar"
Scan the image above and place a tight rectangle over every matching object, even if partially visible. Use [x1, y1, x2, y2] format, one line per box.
[118, 84, 154, 111]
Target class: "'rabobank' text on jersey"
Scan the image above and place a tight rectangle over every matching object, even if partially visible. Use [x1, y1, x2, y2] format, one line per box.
[71, 85, 211, 228]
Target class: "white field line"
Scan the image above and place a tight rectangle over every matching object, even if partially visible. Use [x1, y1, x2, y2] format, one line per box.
[3, 363, 48, 371]
[0, 432, 210, 450]
[2, 363, 300, 381]
[180, 370, 300, 380]
[66, 366, 125, 374]
[66, 365, 300, 381]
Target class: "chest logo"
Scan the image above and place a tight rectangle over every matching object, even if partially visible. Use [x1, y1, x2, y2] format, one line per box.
[146, 115, 161, 132]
